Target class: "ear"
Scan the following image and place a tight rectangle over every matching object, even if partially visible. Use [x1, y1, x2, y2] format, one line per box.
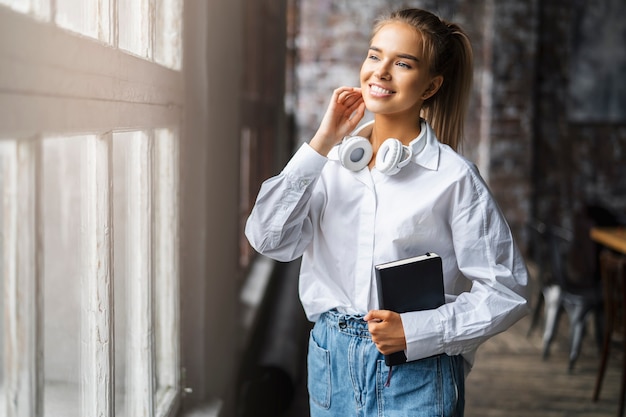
[421, 75, 444, 100]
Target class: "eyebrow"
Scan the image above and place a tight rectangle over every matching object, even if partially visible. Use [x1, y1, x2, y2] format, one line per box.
[369, 46, 420, 63]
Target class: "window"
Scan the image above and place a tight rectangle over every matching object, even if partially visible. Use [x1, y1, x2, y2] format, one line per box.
[0, 1, 183, 416]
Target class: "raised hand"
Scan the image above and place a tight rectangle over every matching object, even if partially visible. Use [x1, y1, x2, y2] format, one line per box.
[309, 87, 365, 156]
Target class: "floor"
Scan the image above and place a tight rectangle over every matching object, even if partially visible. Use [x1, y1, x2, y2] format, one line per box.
[281, 309, 624, 417]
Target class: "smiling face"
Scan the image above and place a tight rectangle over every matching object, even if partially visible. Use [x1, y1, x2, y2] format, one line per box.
[360, 22, 442, 119]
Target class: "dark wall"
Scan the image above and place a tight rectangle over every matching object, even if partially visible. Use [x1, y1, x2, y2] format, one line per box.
[533, 0, 626, 278]
[288, 0, 626, 260]
[290, 0, 535, 244]
[484, 0, 537, 242]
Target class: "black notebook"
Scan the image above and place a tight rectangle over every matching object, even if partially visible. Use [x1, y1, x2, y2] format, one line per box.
[374, 252, 445, 366]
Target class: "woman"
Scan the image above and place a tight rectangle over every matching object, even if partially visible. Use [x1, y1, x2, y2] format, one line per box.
[245, 8, 528, 417]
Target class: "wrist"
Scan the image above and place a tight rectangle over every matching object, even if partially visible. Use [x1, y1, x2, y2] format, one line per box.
[309, 132, 339, 156]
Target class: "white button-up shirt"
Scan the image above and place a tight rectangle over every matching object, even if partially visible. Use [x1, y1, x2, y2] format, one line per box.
[245, 121, 529, 367]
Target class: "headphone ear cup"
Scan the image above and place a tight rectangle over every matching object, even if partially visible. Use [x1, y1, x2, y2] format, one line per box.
[376, 139, 404, 175]
[339, 136, 373, 171]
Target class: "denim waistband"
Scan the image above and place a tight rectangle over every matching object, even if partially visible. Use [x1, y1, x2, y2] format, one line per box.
[320, 309, 371, 338]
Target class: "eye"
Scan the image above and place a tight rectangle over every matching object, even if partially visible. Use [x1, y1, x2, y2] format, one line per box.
[367, 53, 380, 61]
[396, 61, 412, 69]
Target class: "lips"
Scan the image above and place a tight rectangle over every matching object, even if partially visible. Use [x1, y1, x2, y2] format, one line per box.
[369, 84, 395, 97]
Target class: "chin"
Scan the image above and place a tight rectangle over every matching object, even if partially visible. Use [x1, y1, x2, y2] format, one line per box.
[363, 98, 385, 114]
[364, 104, 392, 116]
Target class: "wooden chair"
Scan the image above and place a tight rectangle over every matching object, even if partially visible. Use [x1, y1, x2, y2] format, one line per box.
[593, 250, 626, 416]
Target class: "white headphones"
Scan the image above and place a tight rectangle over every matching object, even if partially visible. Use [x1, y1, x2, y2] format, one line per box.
[339, 136, 413, 175]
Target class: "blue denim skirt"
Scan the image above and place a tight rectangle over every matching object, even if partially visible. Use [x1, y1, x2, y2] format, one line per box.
[307, 310, 465, 417]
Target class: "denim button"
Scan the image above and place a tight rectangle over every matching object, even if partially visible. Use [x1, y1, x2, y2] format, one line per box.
[339, 321, 347, 329]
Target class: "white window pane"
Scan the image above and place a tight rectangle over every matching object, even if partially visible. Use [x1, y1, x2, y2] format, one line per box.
[112, 132, 130, 416]
[154, 128, 179, 408]
[42, 136, 85, 417]
[113, 130, 156, 417]
[155, 0, 183, 70]
[124, 131, 155, 417]
[0, 140, 9, 415]
[118, 0, 151, 59]
[0, 139, 43, 416]
[80, 135, 114, 417]
[0, 0, 50, 20]
[0, 0, 29, 13]
[55, 0, 99, 40]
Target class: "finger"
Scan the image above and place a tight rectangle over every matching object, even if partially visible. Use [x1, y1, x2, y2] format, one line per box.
[354, 102, 366, 120]
[334, 86, 357, 98]
[348, 101, 365, 120]
[329, 87, 351, 108]
[364, 310, 384, 322]
[337, 87, 362, 102]
[337, 91, 359, 106]
[340, 93, 363, 113]
[344, 94, 364, 110]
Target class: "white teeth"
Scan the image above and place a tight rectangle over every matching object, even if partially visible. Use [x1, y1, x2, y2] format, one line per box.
[371, 85, 393, 95]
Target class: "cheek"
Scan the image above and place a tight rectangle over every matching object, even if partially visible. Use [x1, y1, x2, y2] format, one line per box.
[360, 59, 375, 79]
[359, 65, 368, 84]
[402, 78, 427, 99]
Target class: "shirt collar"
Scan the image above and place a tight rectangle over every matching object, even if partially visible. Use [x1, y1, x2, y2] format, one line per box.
[411, 120, 440, 171]
[328, 119, 440, 171]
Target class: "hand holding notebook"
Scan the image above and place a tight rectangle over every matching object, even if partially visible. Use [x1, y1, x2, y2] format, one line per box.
[374, 252, 445, 366]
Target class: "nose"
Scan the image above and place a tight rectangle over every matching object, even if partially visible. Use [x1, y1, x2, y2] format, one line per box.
[374, 61, 391, 80]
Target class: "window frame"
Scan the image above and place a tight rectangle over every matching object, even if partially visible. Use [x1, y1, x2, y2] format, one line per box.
[0, 3, 183, 417]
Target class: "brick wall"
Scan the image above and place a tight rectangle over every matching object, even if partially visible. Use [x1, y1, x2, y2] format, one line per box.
[288, 0, 626, 257]
[289, 0, 536, 246]
[487, 0, 537, 240]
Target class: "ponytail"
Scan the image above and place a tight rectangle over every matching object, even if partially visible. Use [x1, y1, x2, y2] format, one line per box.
[373, 9, 473, 151]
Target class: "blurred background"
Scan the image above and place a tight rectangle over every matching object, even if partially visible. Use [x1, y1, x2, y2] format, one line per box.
[0, 0, 624, 416]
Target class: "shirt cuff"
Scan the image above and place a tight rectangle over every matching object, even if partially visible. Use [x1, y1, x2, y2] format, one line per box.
[283, 143, 328, 179]
[400, 310, 445, 361]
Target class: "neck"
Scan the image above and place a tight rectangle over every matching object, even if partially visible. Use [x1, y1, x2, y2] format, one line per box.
[370, 114, 422, 148]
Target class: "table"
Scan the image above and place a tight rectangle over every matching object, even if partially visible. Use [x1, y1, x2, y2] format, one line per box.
[590, 227, 626, 255]
[590, 226, 626, 415]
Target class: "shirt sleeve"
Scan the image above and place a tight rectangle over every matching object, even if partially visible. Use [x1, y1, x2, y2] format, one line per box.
[245, 143, 328, 262]
[400, 167, 530, 363]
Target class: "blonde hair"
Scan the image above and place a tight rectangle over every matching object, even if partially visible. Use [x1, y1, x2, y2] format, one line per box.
[373, 9, 473, 151]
